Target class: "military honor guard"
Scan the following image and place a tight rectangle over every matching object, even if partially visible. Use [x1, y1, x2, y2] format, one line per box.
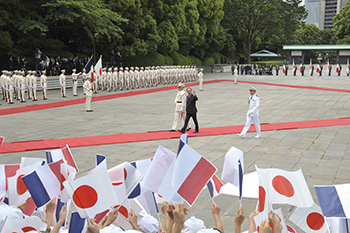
[31, 70, 37, 101]
[170, 83, 189, 132]
[19, 71, 25, 102]
[72, 69, 79, 96]
[102, 67, 107, 91]
[130, 67, 135, 89]
[113, 67, 118, 91]
[198, 68, 204, 90]
[59, 69, 66, 97]
[83, 76, 93, 112]
[8, 71, 14, 104]
[134, 67, 140, 88]
[40, 70, 48, 100]
[26, 71, 32, 99]
[139, 67, 144, 88]
[144, 67, 150, 87]
[107, 68, 112, 92]
[237, 86, 261, 138]
[234, 66, 238, 84]
[119, 67, 124, 90]
[124, 67, 130, 90]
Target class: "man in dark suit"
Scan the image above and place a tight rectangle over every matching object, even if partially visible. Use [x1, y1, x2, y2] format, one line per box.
[179, 88, 199, 133]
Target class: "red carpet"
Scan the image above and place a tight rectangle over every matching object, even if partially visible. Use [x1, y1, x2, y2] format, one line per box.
[1, 117, 350, 154]
[1, 80, 350, 116]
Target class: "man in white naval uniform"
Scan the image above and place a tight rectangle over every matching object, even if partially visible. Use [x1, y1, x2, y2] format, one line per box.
[102, 67, 107, 91]
[237, 86, 261, 138]
[40, 70, 48, 100]
[19, 71, 26, 102]
[129, 67, 135, 89]
[170, 82, 189, 132]
[72, 69, 79, 96]
[26, 71, 32, 99]
[119, 67, 124, 90]
[124, 67, 130, 90]
[31, 70, 37, 101]
[134, 67, 140, 88]
[139, 67, 144, 88]
[59, 69, 66, 97]
[107, 68, 112, 92]
[113, 67, 118, 91]
[83, 76, 93, 112]
[198, 68, 204, 91]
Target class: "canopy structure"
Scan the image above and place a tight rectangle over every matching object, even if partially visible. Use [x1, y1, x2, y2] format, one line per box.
[283, 45, 350, 64]
[250, 50, 279, 58]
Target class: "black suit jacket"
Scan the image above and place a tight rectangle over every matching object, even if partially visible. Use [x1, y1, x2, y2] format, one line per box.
[186, 94, 198, 113]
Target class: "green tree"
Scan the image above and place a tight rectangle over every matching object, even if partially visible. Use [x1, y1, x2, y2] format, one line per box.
[333, 1, 350, 44]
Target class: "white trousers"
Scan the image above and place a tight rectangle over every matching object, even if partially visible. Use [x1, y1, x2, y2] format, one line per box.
[234, 74, 238, 83]
[42, 85, 47, 99]
[61, 85, 66, 97]
[199, 78, 203, 90]
[85, 96, 92, 111]
[240, 115, 261, 136]
[73, 82, 78, 95]
[172, 111, 189, 130]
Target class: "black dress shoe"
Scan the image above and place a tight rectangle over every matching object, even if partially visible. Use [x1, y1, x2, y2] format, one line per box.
[178, 130, 185, 133]
[169, 130, 175, 132]
[193, 130, 199, 133]
[186, 127, 191, 131]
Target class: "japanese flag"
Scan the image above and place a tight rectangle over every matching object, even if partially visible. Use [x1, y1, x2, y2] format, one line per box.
[63, 167, 119, 218]
[8, 161, 42, 206]
[0, 164, 20, 198]
[256, 167, 314, 208]
[1, 215, 46, 232]
[289, 203, 327, 233]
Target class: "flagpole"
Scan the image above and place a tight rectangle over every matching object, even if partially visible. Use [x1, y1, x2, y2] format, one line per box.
[211, 197, 215, 204]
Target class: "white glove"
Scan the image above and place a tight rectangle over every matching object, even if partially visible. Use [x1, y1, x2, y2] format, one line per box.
[181, 109, 185, 113]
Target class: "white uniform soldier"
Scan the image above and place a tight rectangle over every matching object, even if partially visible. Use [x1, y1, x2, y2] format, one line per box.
[82, 69, 88, 94]
[19, 71, 25, 102]
[102, 67, 107, 91]
[40, 70, 48, 100]
[12, 71, 18, 101]
[17, 71, 22, 100]
[170, 82, 189, 131]
[234, 66, 238, 84]
[8, 72, 14, 104]
[83, 76, 93, 112]
[129, 67, 135, 89]
[107, 68, 112, 92]
[0, 71, 5, 101]
[238, 86, 261, 138]
[72, 69, 79, 96]
[59, 69, 66, 97]
[113, 68, 118, 91]
[26, 71, 32, 99]
[134, 67, 140, 88]
[93, 70, 98, 94]
[139, 67, 144, 88]
[31, 71, 37, 101]
[144, 67, 149, 87]
[124, 67, 130, 90]
[119, 67, 124, 90]
[198, 68, 204, 91]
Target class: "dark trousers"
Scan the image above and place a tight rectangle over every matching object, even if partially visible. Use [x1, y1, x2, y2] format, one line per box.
[181, 112, 199, 131]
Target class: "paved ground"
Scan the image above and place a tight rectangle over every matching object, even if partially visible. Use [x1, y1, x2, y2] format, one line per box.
[1, 72, 350, 232]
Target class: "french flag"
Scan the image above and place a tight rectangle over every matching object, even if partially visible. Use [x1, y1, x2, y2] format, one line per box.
[207, 174, 223, 198]
[172, 143, 217, 206]
[315, 183, 350, 218]
[177, 134, 188, 155]
[56, 198, 71, 227]
[283, 62, 286, 74]
[69, 211, 87, 233]
[46, 144, 79, 172]
[84, 55, 94, 83]
[316, 62, 321, 74]
[136, 190, 159, 215]
[22, 160, 63, 208]
[130, 157, 153, 199]
[336, 60, 340, 74]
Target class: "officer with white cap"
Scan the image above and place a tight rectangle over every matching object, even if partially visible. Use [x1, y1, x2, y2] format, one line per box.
[107, 67, 112, 92]
[170, 82, 189, 131]
[40, 70, 48, 100]
[31, 70, 37, 101]
[72, 69, 79, 96]
[134, 67, 140, 88]
[129, 67, 135, 89]
[198, 68, 204, 91]
[59, 69, 66, 97]
[238, 86, 261, 138]
[124, 67, 130, 90]
[139, 67, 144, 88]
[83, 75, 93, 112]
[119, 67, 124, 90]
[102, 67, 107, 90]
[113, 67, 118, 91]
[26, 71, 32, 99]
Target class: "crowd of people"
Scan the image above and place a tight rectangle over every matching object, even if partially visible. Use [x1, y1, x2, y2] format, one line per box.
[0, 189, 285, 233]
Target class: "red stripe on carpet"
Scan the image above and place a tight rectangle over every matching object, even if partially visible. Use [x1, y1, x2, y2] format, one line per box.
[1, 80, 349, 116]
[1, 118, 350, 154]
[0, 81, 218, 116]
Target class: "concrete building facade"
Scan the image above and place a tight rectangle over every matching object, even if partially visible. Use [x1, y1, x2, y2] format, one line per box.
[305, 0, 348, 29]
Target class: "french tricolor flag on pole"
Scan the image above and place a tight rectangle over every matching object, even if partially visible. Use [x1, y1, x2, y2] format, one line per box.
[46, 144, 79, 173]
[177, 134, 188, 155]
[172, 143, 217, 206]
[207, 174, 223, 198]
[69, 211, 87, 233]
[221, 147, 244, 200]
[22, 160, 63, 208]
[315, 183, 350, 218]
